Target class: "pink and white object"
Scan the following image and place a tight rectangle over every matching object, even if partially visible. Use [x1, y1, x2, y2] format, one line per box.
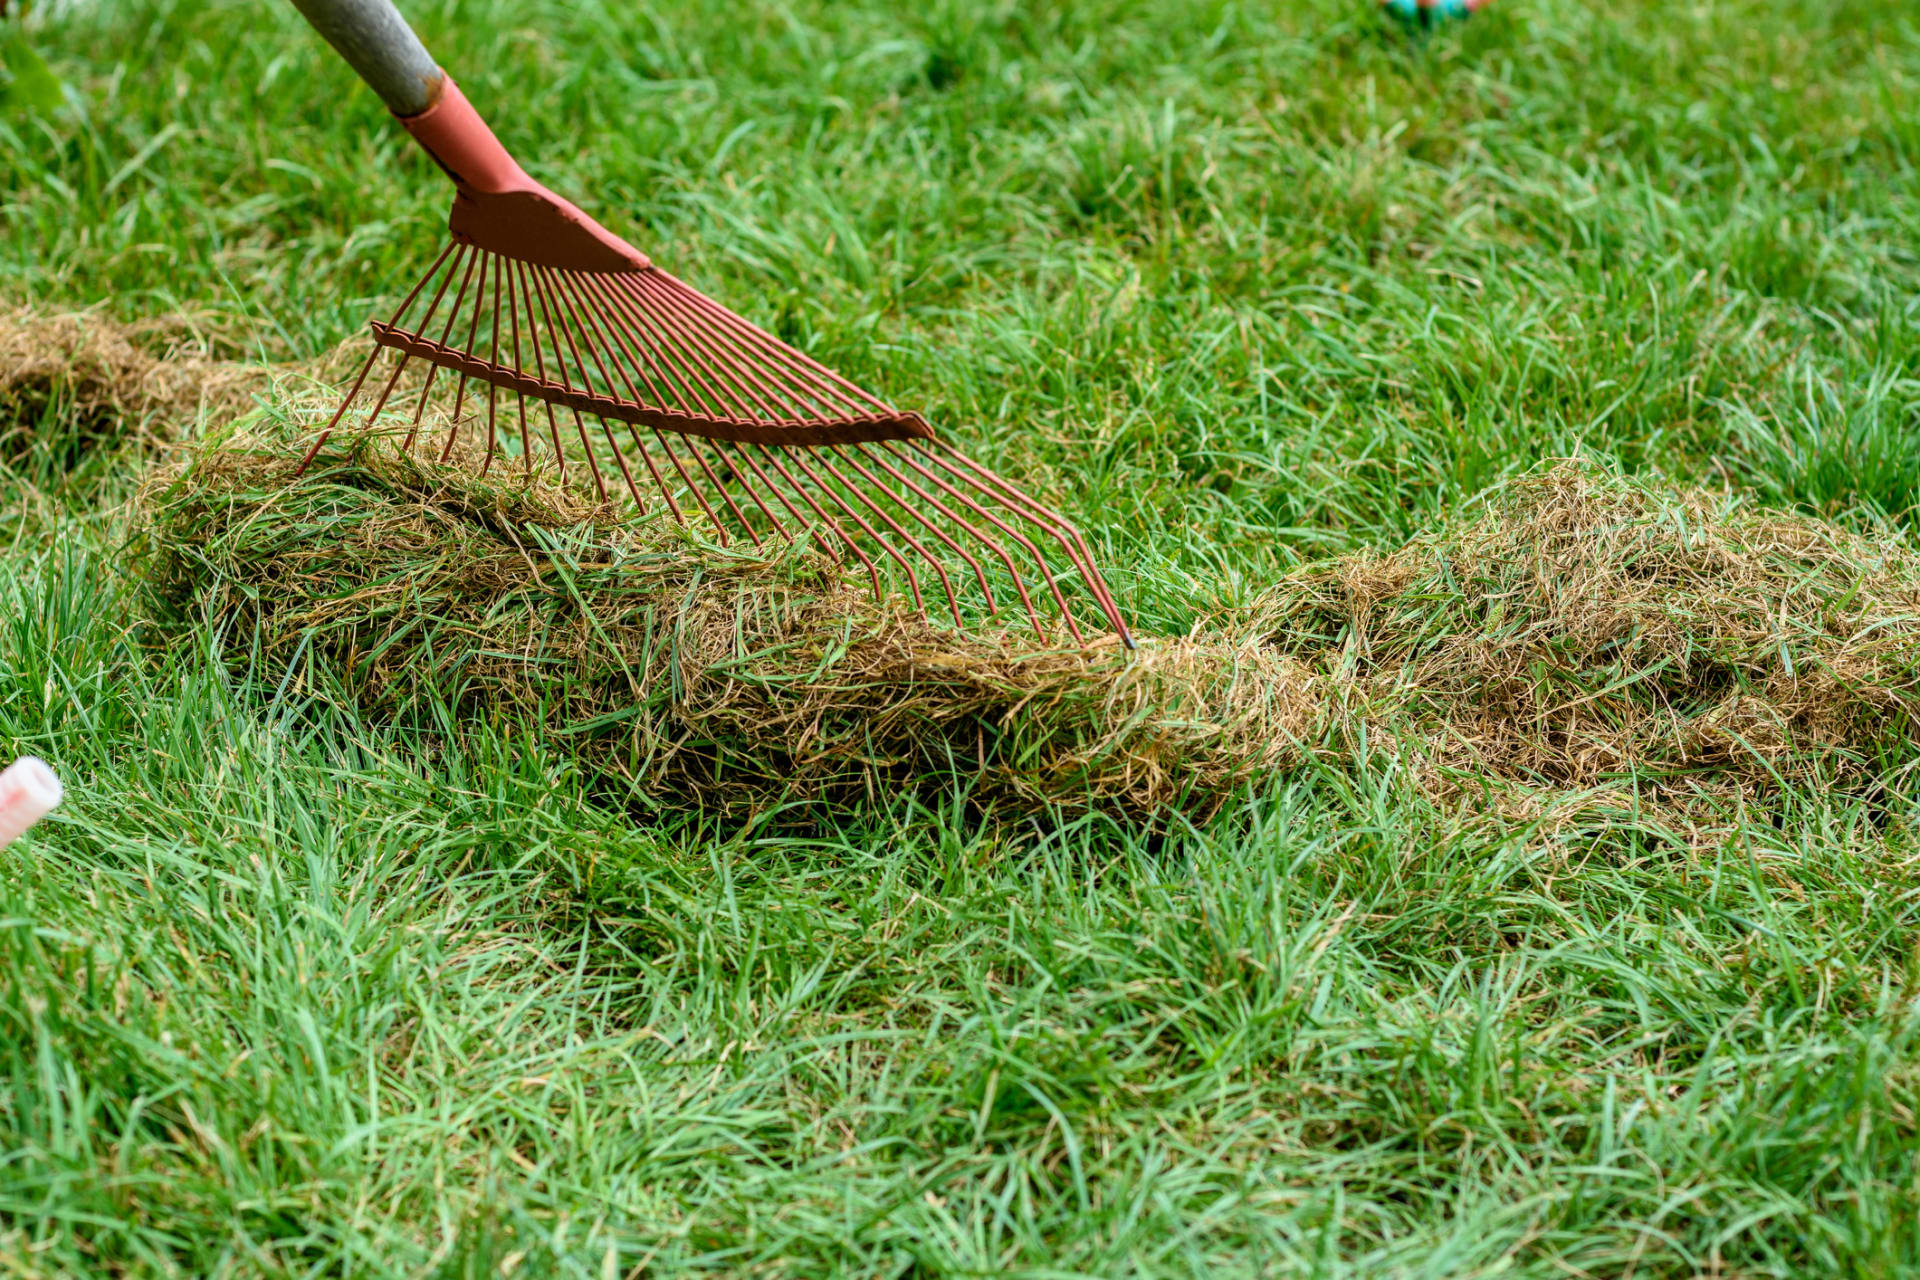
[0, 757, 62, 850]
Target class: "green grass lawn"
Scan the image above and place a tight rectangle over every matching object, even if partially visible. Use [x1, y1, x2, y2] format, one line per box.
[5, 0, 1920, 1274]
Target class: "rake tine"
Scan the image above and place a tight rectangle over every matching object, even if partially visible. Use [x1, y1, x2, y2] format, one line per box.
[394, 245, 466, 450]
[697, 438, 793, 543]
[400, 242, 477, 452]
[524, 262, 616, 503]
[532, 270, 633, 488]
[415, 243, 472, 339]
[550, 269, 637, 403]
[616, 422, 681, 522]
[572, 407, 610, 503]
[404, 362, 440, 453]
[783, 446, 927, 615]
[751, 443, 887, 600]
[525, 264, 585, 398]
[943, 449, 1132, 646]
[649, 430, 731, 542]
[616, 418, 681, 522]
[825, 447, 975, 629]
[386, 240, 458, 330]
[870, 463, 1046, 640]
[644, 273, 886, 423]
[601, 274, 750, 421]
[851, 444, 1004, 617]
[532, 266, 654, 511]
[719, 441, 816, 551]
[361, 349, 411, 433]
[593, 412, 653, 512]
[635, 278, 812, 422]
[587, 270, 722, 416]
[623, 273, 843, 422]
[297, 342, 380, 473]
[917, 443, 1126, 645]
[676, 431, 763, 547]
[444, 249, 491, 464]
[881, 441, 1084, 645]
[511, 260, 567, 484]
[481, 254, 502, 476]
[573, 272, 708, 416]
[554, 271, 756, 537]
[658, 273, 898, 416]
[503, 252, 531, 474]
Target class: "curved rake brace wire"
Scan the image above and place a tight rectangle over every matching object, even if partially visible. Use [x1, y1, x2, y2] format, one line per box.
[300, 240, 1135, 648]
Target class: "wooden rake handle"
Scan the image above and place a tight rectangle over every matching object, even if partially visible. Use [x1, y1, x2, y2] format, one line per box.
[286, 0, 444, 116]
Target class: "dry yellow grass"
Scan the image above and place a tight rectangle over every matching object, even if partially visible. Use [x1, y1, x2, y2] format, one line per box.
[135, 420, 1920, 828]
[1258, 463, 1920, 817]
[139, 429, 1325, 818]
[0, 305, 266, 451]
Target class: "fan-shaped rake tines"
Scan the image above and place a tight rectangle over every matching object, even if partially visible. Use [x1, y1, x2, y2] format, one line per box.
[301, 241, 1134, 648]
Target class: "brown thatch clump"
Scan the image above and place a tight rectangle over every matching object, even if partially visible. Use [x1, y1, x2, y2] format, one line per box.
[137, 430, 1323, 818]
[1256, 462, 1920, 814]
[135, 423, 1920, 826]
[0, 305, 265, 452]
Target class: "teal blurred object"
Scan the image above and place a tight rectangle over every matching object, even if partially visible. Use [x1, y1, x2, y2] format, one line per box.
[1382, 0, 1489, 25]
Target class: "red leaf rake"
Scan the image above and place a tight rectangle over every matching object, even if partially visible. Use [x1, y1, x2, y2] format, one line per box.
[288, 0, 1132, 647]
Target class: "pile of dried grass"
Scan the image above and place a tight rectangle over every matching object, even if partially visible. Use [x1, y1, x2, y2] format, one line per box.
[0, 305, 263, 452]
[1257, 463, 1920, 814]
[137, 424, 1920, 825]
[138, 430, 1323, 818]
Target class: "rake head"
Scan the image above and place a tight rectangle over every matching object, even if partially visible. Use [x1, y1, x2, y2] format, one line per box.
[303, 78, 1132, 648]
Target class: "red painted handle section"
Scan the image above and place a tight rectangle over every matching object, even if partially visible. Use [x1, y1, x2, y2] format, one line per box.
[396, 76, 530, 194]
[397, 76, 650, 273]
